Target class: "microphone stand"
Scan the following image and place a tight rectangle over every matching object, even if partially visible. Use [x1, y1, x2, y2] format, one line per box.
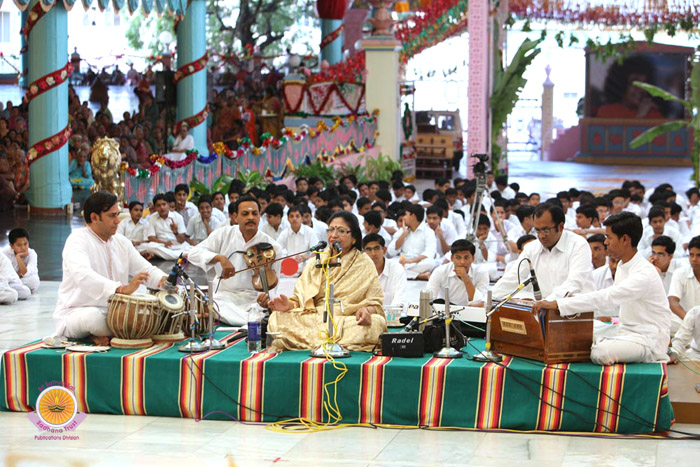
[310, 248, 350, 359]
[201, 277, 224, 351]
[178, 276, 207, 353]
[433, 286, 463, 358]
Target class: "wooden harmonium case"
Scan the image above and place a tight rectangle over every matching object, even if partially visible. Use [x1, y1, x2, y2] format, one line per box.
[490, 300, 593, 363]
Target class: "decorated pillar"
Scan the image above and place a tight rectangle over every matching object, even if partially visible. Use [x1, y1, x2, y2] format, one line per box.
[20, 9, 28, 88]
[467, 0, 490, 178]
[175, 0, 208, 157]
[362, 2, 400, 160]
[317, 0, 346, 65]
[25, 1, 72, 210]
[541, 66, 554, 160]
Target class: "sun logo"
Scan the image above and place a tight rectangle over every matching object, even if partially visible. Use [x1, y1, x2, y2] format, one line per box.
[36, 387, 77, 427]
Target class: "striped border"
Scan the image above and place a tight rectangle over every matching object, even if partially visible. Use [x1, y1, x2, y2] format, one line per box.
[475, 357, 512, 429]
[238, 352, 278, 422]
[653, 363, 669, 431]
[536, 363, 569, 431]
[62, 352, 88, 413]
[594, 364, 626, 433]
[179, 333, 244, 419]
[299, 358, 326, 422]
[121, 344, 174, 415]
[3, 342, 43, 411]
[358, 356, 391, 424]
[418, 357, 453, 427]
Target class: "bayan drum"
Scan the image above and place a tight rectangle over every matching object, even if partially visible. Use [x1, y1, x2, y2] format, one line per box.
[152, 290, 186, 343]
[107, 293, 162, 349]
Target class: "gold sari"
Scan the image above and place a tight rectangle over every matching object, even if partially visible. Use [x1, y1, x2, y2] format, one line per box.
[268, 249, 386, 351]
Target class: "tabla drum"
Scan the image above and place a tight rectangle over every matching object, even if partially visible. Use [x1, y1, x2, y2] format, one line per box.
[152, 290, 186, 343]
[107, 293, 162, 349]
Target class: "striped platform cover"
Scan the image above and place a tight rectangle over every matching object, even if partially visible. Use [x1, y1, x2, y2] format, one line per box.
[0, 336, 673, 434]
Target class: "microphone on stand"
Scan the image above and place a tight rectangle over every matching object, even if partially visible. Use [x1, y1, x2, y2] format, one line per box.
[332, 241, 343, 253]
[528, 261, 542, 301]
[164, 263, 180, 292]
[310, 241, 328, 252]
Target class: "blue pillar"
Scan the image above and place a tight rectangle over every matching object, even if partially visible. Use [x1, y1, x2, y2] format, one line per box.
[27, 1, 71, 209]
[320, 19, 343, 65]
[176, 0, 207, 156]
[20, 9, 28, 88]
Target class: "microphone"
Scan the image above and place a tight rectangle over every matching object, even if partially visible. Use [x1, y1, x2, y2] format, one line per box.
[529, 263, 542, 301]
[310, 241, 328, 252]
[332, 241, 343, 253]
[164, 263, 179, 292]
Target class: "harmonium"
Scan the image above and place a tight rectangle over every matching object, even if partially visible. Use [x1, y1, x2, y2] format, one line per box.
[490, 299, 593, 363]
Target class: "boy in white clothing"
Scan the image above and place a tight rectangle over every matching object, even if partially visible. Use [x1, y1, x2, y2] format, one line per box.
[144, 193, 190, 260]
[2, 228, 38, 295]
[186, 195, 224, 244]
[277, 205, 319, 268]
[428, 239, 489, 305]
[117, 201, 150, 254]
[261, 203, 287, 240]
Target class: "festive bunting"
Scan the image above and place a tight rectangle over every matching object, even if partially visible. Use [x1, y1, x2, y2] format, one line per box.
[25, 124, 72, 167]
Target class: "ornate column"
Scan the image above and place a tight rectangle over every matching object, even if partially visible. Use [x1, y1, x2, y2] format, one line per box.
[541, 65, 554, 160]
[362, 1, 401, 160]
[317, 0, 347, 65]
[20, 9, 28, 88]
[26, 1, 72, 211]
[175, 0, 208, 157]
[467, 0, 490, 178]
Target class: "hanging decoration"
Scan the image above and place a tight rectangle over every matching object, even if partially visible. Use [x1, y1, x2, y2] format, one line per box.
[23, 63, 73, 105]
[25, 124, 72, 167]
[20, 2, 47, 40]
[173, 52, 208, 85]
[175, 105, 209, 132]
[212, 142, 234, 159]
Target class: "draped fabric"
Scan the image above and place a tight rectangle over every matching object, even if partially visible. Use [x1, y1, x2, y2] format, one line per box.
[112, 0, 124, 11]
[127, 0, 138, 13]
[97, 0, 109, 10]
[80, 0, 93, 9]
[154, 0, 165, 14]
[62, 0, 77, 10]
[12, 0, 31, 10]
[9, 0, 182, 13]
[268, 248, 387, 352]
[141, 0, 152, 14]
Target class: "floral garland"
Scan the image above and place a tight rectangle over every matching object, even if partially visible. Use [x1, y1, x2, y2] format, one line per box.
[150, 150, 198, 169]
[212, 142, 234, 159]
[23, 63, 73, 105]
[173, 52, 208, 85]
[20, 3, 47, 40]
[26, 124, 72, 167]
[196, 151, 218, 164]
[175, 105, 209, 132]
[320, 24, 344, 51]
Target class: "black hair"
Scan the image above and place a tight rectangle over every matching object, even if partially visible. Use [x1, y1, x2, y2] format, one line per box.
[174, 183, 190, 195]
[404, 184, 416, 194]
[595, 197, 611, 208]
[608, 189, 624, 200]
[422, 189, 438, 202]
[529, 192, 540, 200]
[288, 205, 304, 217]
[450, 239, 475, 256]
[376, 189, 392, 204]
[306, 186, 320, 197]
[308, 176, 322, 187]
[510, 182, 520, 192]
[363, 232, 385, 248]
[670, 202, 682, 216]
[556, 191, 571, 202]
[544, 197, 563, 209]
[165, 192, 176, 203]
[128, 201, 144, 211]
[568, 188, 581, 198]
[234, 194, 261, 213]
[534, 202, 566, 226]
[490, 190, 503, 201]
[686, 187, 700, 198]
[426, 205, 443, 218]
[315, 206, 333, 224]
[517, 234, 537, 251]
[432, 198, 449, 214]
[372, 201, 387, 212]
[197, 194, 213, 207]
[356, 197, 372, 209]
[8, 228, 29, 245]
[435, 178, 450, 187]
[212, 191, 225, 200]
[445, 187, 457, 197]
[295, 177, 308, 185]
[152, 193, 167, 205]
[647, 206, 665, 221]
[406, 204, 425, 223]
[392, 181, 404, 191]
[587, 233, 606, 245]
[265, 202, 284, 217]
[327, 211, 362, 251]
[83, 191, 118, 224]
[364, 210, 383, 228]
[576, 204, 599, 221]
[478, 213, 491, 227]
[515, 205, 535, 223]
[652, 235, 676, 255]
[603, 211, 643, 247]
[688, 236, 700, 251]
[495, 175, 508, 187]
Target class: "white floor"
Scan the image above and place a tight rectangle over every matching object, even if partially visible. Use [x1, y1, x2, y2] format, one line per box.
[1, 282, 699, 466]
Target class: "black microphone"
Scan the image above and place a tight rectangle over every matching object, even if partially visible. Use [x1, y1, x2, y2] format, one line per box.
[310, 241, 328, 252]
[530, 265, 542, 301]
[332, 241, 343, 253]
[164, 264, 179, 292]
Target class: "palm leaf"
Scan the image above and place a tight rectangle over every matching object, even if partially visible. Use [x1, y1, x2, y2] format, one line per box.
[189, 178, 209, 196]
[629, 121, 688, 148]
[632, 81, 691, 113]
[212, 174, 234, 193]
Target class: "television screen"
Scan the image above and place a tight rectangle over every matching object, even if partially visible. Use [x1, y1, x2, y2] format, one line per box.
[586, 50, 689, 120]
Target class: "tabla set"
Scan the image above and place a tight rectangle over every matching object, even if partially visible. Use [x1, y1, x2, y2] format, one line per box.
[106, 285, 218, 349]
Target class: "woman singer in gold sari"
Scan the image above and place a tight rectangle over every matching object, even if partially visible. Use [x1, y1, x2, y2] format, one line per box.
[261, 211, 387, 351]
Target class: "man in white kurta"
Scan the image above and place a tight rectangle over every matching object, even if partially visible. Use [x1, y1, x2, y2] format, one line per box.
[534, 212, 672, 365]
[428, 240, 489, 306]
[144, 194, 191, 260]
[493, 204, 594, 301]
[671, 306, 700, 360]
[187, 196, 283, 326]
[387, 206, 437, 279]
[0, 253, 29, 304]
[53, 193, 166, 343]
[363, 233, 407, 308]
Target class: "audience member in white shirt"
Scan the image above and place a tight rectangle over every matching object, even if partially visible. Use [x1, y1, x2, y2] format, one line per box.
[363, 210, 392, 246]
[571, 204, 604, 238]
[117, 201, 150, 254]
[495, 176, 516, 200]
[588, 233, 608, 271]
[372, 201, 398, 236]
[404, 185, 420, 204]
[427, 239, 489, 305]
[3, 228, 40, 293]
[391, 181, 406, 203]
[260, 202, 287, 240]
[362, 233, 407, 308]
[588, 234, 619, 317]
[387, 204, 437, 279]
[276, 205, 319, 269]
[638, 207, 684, 257]
[507, 205, 535, 251]
[474, 214, 498, 263]
[186, 195, 224, 244]
[426, 205, 457, 261]
[0, 244, 31, 302]
[212, 191, 228, 222]
[306, 206, 329, 243]
[174, 183, 198, 226]
[534, 212, 671, 365]
[671, 306, 700, 360]
[144, 193, 190, 260]
[668, 236, 700, 333]
[648, 235, 683, 293]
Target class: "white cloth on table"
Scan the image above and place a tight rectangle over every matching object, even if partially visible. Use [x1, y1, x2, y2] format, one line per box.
[187, 214, 224, 243]
[53, 227, 166, 338]
[2, 245, 39, 292]
[377, 258, 407, 308]
[671, 306, 700, 359]
[427, 262, 488, 306]
[492, 230, 594, 301]
[187, 225, 283, 326]
[556, 251, 671, 365]
[0, 252, 30, 300]
[387, 222, 437, 278]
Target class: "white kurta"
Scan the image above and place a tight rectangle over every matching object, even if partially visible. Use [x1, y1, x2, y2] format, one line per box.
[427, 262, 488, 306]
[260, 222, 286, 240]
[0, 253, 29, 302]
[638, 225, 684, 258]
[187, 225, 283, 325]
[117, 217, 148, 243]
[433, 220, 458, 259]
[671, 306, 700, 359]
[186, 214, 224, 243]
[2, 246, 39, 292]
[377, 258, 408, 307]
[387, 222, 437, 278]
[164, 134, 195, 161]
[276, 224, 319, 258]
[53, 228, 166, 337]
[145, 211, 190, 260]
[557, 251, 672, 364]
[492, 230, 594, 301]
[176, 201, 198, 226]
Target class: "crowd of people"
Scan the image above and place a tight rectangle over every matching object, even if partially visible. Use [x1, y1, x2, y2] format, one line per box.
[0, 58, 286, 210]
[4, 168, 700, 364]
